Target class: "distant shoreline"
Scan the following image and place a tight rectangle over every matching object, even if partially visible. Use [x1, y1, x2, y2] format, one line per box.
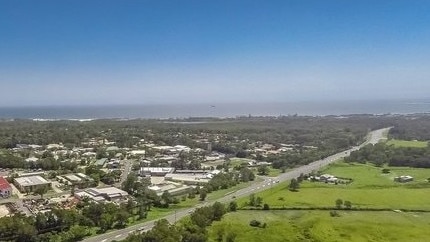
[0, 99, 429, 119]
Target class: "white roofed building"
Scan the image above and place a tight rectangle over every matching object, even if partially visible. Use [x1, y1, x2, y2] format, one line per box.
[14, 176, 51, 193]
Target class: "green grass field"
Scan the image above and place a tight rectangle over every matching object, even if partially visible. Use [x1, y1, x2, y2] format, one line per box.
[229, 158, 253, 167]
[209, 160, 430, 241]
[238, 162, 430, 210]
[208, 210, 430, 242]
[386, 139, 428, 148]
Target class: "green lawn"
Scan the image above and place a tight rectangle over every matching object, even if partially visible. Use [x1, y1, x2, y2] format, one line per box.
[229, 158, 253, 167]
[386, 139, 428, 148]
[208, 210, 430, 242]
[266, 167, 282, 177]
[238, 162, 430, 210]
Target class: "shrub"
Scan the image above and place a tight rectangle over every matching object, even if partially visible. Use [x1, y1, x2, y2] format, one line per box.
[263, 203, 270, 210]
[249, 220, 261, 227]
[382, 168, 390, 174]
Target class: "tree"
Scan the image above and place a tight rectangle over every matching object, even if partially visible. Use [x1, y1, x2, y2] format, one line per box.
[121, 173, 138, 195]
[70, 184, 76, 196]
[228, 201, 237, 212]
[257, 165, 269, 175]
[240, 167, 255, 182]
[226, 231, 237, 242]
[288, 178, 299, 192]
[199, 189, 207, 201]
[66, 225, 88, 242]
[161, 191, 173, 204]
[255, 196, 263, 207]
[144, 219, 181, 242]
[249, 220, 261, 227]
[34, 186, 48, 199]
[115, 210, 130, 228]
[344, 200, 352, 209]
[100, 213, 114, 232]
[335, 199, 343, 209]
[188, 190, 196, 199]
[249, 194, 256, 206]
[212, 202, 226, 221]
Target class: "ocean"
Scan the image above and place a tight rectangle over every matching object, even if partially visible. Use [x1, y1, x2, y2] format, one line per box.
[0, 99, 429, 120]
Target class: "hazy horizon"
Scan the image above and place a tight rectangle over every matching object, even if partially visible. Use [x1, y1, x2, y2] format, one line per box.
[1, 1, 430, 106]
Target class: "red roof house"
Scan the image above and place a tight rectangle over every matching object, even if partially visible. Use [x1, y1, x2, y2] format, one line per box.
[0, 177, 12, 198]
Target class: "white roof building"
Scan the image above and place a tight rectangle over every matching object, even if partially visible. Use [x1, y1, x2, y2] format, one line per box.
[14, 175, 51, 192]
[75, 187, 128, 202]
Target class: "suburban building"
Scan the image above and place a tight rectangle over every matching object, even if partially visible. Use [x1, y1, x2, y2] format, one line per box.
[148, 183, 191, 196]
[14, 175, 51, 193]
[95, 158, 107, 167]
[0, 177, 12, 198]
[164, 173, 210, 185]
[140, 167, 174, 177]
[74, 187, 128, 203]
[57, 173, 95, 188]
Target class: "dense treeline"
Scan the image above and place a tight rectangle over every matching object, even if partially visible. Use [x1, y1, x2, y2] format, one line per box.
[389, 116, 430, 141]
[123, 202, 227, 242]
[0, 115, 394, 150]
[345, 143, 430, 168]
[0, 201, 132, 242]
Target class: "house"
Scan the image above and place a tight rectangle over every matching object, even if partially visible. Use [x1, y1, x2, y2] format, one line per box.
[0, 177, 12, 198]
[394, 175, 414, 183]
[95, 158, 107, 167]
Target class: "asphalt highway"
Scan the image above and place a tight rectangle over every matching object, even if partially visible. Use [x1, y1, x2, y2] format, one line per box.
[82, 127, 390, 242]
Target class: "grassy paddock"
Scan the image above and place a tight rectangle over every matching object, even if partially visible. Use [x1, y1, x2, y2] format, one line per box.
[386, 139, 428, 148]
[238, 162, 430, 210]
[208, 210, 430, 242]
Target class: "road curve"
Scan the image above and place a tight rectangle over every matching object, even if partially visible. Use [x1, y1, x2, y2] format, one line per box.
[82, 127, 390, 242]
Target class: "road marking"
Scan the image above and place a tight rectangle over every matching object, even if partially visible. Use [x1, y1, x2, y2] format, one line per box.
[115, 234, 122, 238]
[262, 185, 265, 187]
[101, 239, 107, 242]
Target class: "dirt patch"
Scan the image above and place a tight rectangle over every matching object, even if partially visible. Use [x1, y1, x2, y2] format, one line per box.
[0, 205, 10, 217]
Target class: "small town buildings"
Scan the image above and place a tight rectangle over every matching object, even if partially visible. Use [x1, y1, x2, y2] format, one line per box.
[57, 173, 95, 188]
[0, 177, 12, 198]
[14, 175, 51, 193]
[140, 167, 174, 177]
[75, 187, 128, 203]
[164, 173, 210, 185]
[129, 150, 146, 157]
[320, 174, 338, 183]
[148, 183, 191, 196]
[95, 158, 108, 167]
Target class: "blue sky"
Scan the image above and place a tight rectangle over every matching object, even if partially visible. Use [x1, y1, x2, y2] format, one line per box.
[1, 0, 430, 106]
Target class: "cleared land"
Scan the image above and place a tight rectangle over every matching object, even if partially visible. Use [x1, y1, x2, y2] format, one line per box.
[386, 139, 428, 148]
[208, 210, 430, 242]
[212, 162, 430, 241]
[238, 162, 430, 210]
